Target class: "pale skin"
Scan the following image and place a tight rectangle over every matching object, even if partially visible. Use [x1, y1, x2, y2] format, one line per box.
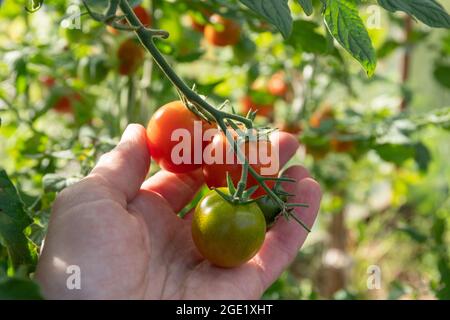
[35, 124, 322, 299]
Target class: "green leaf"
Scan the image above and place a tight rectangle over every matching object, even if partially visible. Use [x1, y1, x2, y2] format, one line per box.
[288, 20, 328, 54]
[239, 0, 293, 38]
[397, 226, 427, 243]
[297, 0, 313, 16]
[0, 277, 43, 299]
[374, 144, 416, 165]
[414, 143, 431, 172]
[433, 64, 450, 89]
[0, 170, 33, 269]
[324, 0, 377, 76]
[378, 0, 450, 28]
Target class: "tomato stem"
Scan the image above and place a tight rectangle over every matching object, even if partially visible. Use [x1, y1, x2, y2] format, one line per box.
[83, 0, 311, 232]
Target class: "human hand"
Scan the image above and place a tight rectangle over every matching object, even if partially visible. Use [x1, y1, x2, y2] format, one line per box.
[35, 124, 321, 299]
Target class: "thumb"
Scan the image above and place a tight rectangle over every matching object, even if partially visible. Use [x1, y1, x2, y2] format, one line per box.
[90, 124, 151, 201]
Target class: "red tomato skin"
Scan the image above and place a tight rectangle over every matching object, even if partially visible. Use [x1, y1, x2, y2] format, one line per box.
[133, 5, 151, 27]
[41, 76, 56, 88]
[190, 16, 206, 33]
[204, 15, 241, 47]
[268, 73, 289, 97]
[107, 5, 151, 34]
[53, 93, 81, 114]
[117, 39, 145, 76]
[241, 96, 274, 118]
[202, 131, 277, 198]
[147, 101, 214, 174]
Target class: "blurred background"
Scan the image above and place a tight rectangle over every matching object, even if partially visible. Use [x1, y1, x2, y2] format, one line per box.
[0, 0, 449, 299]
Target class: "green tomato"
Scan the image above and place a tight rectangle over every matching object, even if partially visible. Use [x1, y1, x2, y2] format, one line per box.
[256, 194, 287, 228]
[62, 27, 88, 43]
[192, 188, 266, 268]
[79, 56, 110, 84]
[232, 36, 256, 64]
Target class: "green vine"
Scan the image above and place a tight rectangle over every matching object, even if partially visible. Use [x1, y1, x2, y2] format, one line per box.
[82, 0, 311, 232]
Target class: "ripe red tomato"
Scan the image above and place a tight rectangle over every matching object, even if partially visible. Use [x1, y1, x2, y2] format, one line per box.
[192, 188, 266, 268]
[133, 5, 152, 27]
[241, 95, 274, 118]
[53, 93, 81, 114]
[117, 39, 145, 76]
[107, 5, 151, 34]
[147, 100, 215, 174]
[189, 16, 206, 33]
[268, 72, 289, 97]
[202, 130, 278, 198]
[204, 15, 241, 47]
[40, 76, 56, 88]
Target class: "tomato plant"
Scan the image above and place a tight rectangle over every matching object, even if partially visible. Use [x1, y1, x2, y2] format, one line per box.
[192, 188, 266, 268]
[1, 0, 450, 300]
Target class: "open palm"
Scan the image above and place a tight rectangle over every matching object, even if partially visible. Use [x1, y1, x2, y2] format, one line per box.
[35, 124, 321, 299]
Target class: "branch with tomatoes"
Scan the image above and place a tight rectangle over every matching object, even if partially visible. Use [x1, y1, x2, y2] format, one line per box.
[81, 0, 311, 234]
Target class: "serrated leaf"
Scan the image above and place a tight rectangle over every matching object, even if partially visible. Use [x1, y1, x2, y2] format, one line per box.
[378, 0, 450, 28]
[239, 0, 293, 38]
[0, 170, 33, 269]
[297, 0, 313, 16]
[324, 0, 377, 76]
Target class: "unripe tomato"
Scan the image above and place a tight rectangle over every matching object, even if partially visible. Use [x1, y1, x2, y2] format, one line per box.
[232, 36, 256, 63]
[192, 188, 266, 268]
[204, 15, 241, 47]
[241, 95, 274, 118]
[267, 72, 289, 97]
[107, 5, 151, 34]
[79, 55, 110, 84]
[117, 39, 145, 76]
[147, 100, 215, 174]
[202, 130, 278, 198]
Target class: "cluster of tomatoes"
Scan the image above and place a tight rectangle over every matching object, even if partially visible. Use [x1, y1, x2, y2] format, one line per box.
[147, 100, 283, 268]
